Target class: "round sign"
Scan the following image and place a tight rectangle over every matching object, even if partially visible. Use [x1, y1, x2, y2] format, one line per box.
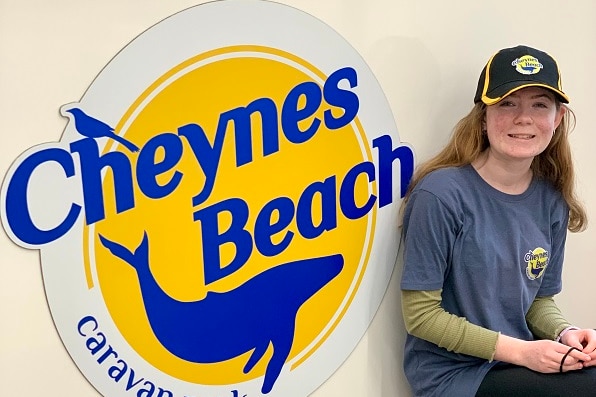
[0, 1, 413, 396]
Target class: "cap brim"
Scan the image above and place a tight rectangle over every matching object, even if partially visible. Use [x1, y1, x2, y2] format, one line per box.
[482, 81, 570, 105]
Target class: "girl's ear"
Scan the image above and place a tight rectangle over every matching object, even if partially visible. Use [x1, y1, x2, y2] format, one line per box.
[554, 104, 566, 129]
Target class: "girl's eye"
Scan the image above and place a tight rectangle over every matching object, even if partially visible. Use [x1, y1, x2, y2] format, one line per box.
[533, 102, 548, 108]
[499, 100, 515, 107]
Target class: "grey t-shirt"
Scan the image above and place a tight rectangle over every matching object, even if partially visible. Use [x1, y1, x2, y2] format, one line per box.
[400, 165, 569, 397]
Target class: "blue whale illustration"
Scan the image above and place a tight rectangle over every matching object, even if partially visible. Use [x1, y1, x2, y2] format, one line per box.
[99, 232, 344, 394]
[530, 264, 543, 277]
[521, 65, 538, 73]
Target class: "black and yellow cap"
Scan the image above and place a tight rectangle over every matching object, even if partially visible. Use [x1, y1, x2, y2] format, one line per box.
[474, 45, 569, 105]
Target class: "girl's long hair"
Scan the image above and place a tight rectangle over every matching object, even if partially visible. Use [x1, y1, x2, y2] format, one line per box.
[403, 102, 587, 232]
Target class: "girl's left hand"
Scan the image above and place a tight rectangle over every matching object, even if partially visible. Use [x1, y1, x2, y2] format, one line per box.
[561, 328, 596, 367]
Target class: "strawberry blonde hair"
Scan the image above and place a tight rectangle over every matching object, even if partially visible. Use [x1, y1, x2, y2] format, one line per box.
[403, 102, 587, 232]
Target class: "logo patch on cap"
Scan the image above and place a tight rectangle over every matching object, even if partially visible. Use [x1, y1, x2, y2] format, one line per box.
[511, 55, 543, 75]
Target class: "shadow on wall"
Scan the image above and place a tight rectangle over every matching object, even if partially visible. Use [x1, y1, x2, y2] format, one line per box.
[367, 250, 410, 396]
[364, 36, 426, 396]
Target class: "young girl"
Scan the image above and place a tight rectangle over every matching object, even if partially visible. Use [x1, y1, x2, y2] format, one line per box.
[400, 45, 596, 397]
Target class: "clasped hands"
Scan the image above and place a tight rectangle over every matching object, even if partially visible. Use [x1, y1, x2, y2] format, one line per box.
[558, 328, 596, 372]
[495, 329, 596, 373]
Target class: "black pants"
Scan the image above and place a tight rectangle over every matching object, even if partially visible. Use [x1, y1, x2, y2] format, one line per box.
[476, 363, 596, 397]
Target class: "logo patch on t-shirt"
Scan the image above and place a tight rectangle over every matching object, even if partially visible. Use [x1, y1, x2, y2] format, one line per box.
[524, 247, 549, 280]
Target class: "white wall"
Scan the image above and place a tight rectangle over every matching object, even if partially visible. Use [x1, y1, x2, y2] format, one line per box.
[1, 1, 594, 396]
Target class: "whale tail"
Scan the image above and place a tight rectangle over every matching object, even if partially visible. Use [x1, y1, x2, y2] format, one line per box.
[98, 232, 149, 270]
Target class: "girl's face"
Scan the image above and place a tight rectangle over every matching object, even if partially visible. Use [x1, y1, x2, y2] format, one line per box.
[484, 86, 566, 164]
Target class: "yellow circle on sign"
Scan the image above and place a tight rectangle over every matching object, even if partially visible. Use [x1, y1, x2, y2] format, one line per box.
[90, 46, 375, 385]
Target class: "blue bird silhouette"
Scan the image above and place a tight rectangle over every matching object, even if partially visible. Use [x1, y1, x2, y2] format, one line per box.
[66, 107, 139, 152]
